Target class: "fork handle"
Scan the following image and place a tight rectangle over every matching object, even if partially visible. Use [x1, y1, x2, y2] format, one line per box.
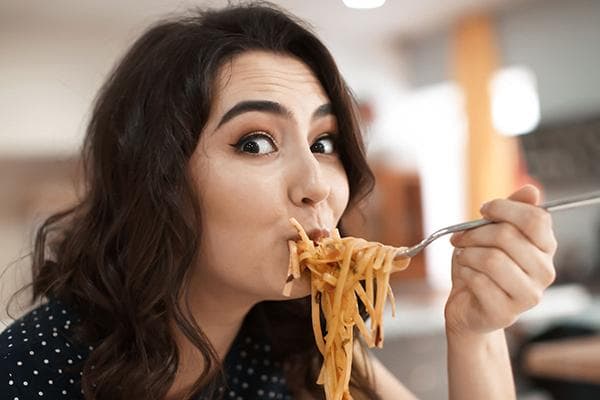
[394, 190, 600, 260]
[450, 190, 600, 234]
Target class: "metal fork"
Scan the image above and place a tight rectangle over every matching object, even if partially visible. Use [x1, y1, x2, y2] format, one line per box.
[394, 190, 600, 259]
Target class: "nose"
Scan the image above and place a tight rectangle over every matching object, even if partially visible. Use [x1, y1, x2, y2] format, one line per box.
[288, 149, 331, 208]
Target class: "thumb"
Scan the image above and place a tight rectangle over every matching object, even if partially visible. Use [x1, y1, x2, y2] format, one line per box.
[507, 184, 541, 205]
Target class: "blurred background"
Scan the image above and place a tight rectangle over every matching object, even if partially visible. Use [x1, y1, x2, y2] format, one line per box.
[1, 0, 600, 399]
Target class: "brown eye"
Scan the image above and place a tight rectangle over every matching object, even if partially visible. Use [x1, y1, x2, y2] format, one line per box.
[234, 133, 277, 155]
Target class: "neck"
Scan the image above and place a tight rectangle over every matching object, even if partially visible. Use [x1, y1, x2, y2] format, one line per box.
[166, 272, 257, 399]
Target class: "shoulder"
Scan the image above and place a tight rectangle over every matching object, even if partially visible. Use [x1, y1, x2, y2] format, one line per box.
[0, 299, 90, 399]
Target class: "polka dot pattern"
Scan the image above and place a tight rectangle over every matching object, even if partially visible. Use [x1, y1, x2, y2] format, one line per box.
[2, 299, 293, 399]
[1, 299, 88, 399]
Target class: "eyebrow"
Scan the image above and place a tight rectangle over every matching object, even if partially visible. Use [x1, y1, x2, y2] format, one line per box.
[216, 100, 333, 128]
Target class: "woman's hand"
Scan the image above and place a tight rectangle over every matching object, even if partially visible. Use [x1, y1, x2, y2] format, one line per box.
[444, 185, 558, 337]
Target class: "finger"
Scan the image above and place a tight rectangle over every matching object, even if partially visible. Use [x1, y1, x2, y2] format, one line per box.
[455, 247, 544, 309]
[457, 265, 518, 328]
[450, 249, 468, 290]
[479, 199, 557, 254]
[507, 184, 541, 205]
[451, 222, 556, 287]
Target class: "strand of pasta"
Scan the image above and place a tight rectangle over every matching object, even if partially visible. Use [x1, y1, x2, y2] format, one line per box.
[285, 218, 411, 400]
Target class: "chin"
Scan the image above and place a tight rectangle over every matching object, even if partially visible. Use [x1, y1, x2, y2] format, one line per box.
[267, 273, 311, 301]
[287, 275, 311, 298]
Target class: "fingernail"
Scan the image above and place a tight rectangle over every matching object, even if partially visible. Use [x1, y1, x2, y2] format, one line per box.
[451, 231, 464, 243]
[480, 202, 490, 214]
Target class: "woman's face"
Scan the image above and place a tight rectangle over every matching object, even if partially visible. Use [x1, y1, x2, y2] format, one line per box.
[189, 51, 350, 302]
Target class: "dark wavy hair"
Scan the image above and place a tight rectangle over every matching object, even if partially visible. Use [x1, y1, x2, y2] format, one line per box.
[14, 2, 377, 399]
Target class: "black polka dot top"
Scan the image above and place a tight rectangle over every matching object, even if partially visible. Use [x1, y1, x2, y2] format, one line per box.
[1, 298, 293, 399]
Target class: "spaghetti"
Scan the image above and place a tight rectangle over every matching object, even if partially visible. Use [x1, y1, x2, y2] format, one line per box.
[284, 217, 411, 400]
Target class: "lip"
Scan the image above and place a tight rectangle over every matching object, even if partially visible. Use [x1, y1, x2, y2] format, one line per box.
[287, 227, 330, 243]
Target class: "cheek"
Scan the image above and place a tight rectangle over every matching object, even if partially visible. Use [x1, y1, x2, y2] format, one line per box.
[190, 159, 290, 293]
[329, 164, 350, 221]
[196, 161, 286, 237]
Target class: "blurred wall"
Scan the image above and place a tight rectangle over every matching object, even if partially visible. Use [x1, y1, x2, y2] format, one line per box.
[403, 0, 600, 283]
[406, 0, 600, 123]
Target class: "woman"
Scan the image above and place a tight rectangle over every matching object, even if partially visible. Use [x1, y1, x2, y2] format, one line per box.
[0, 3, 557, 400]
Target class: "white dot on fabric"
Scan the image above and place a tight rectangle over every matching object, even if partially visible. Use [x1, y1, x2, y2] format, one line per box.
[38, 391, 43, 396]
[8, 380, 14, 385]
[23, 338, 28, 342]
[247, 367, 254, 375]
[29, 350, 35, 355]
[43, 359, 49, 364]
[23, 381, 28, 386]
[41, 341, 47, 346]
[258, 389, 265, 395]
[62, 390, 67, 395]
[55, 349, 61, 353]
[16, 361, 22, 366]
[33, 370, 39, 375]
[49, 380, 53, 385]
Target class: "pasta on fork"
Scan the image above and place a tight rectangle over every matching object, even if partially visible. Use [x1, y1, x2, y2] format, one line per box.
[284, 218, 411, 400]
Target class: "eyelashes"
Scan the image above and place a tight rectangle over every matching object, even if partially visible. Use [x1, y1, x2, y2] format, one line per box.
[231, 132, 277, 155]
[231, 131, 338, 156]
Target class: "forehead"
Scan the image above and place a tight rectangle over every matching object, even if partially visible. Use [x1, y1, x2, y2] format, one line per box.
[212, 51, 330, 112]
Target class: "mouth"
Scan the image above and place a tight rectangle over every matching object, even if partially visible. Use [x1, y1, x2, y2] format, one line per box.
[287, 228, 330, 243]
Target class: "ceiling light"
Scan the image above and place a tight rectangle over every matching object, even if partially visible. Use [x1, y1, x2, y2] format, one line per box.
[490, 66, 540, 136]
[342, 0, 386, 9]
